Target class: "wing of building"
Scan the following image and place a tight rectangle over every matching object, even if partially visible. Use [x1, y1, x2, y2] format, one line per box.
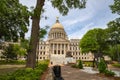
[36, 18, 110, 66]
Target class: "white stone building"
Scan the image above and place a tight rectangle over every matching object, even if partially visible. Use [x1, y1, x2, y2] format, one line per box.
[37, 18, 94, 65]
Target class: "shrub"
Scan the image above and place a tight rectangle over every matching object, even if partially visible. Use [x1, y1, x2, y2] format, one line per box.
[83, 61, 93, 67]
[104, 70, 115, 77]
[0, 60, 49, 80]
[71, 64, 78, 68]
[98, 58, 107, 73]
[78, 60, 83, 69]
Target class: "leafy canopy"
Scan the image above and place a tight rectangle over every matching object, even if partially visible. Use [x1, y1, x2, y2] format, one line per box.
[80, 28, 107, 53]
[0, 0, 30, 41]
[110, 0, 120, 15]
[51, 0, 86, 15]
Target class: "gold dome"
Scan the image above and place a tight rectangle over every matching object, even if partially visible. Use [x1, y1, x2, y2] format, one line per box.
[51, 17, 64, 29]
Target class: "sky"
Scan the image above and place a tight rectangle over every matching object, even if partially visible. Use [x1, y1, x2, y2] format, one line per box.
[19, 0, 119, 40]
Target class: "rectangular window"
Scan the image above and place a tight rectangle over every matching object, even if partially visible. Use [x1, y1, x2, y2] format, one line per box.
[54, 50, 56, 54]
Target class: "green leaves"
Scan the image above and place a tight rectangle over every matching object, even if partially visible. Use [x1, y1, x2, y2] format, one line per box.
[80, 28, 106, 53]
[51, 0, 86, 15]
[110, 0, 120, 15]
[0, 0, 30, 41]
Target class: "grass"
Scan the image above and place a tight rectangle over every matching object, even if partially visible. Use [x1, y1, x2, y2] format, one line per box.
[0, 65, 25, 75]
[112, 63, 120, 68]
[0, 60, 49, 80]
[0, 60, 26, 65]
[0, 60, 26, 75]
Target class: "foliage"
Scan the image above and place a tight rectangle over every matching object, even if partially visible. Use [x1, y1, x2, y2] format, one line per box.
[106, 18, 120, 62]
[107, 0, 120, 62]
[2, 44, 17, 61]
[71, 60, 83, 69]
[51, 0, 86, 15]
[0, 60, 26, 65]
[71, 64, 79, 68]
[80, 28, 107, 54]
[2, 43, 26, 61]
[0, 60, 48, 80]
[98, 59, 107, 73]
[112, 63, 120, 68]
[83, 61, 93, 67]
[78, 60, 83, 69]
[20, 39, 29, 50]
[104, 70, 115, 77]
[107, 45, 120, 61]
[0, 0, 30, 41]
[39, 26, 49, 40]
[110, 0, 120, 15]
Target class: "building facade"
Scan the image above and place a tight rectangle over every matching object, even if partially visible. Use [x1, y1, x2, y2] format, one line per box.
[37, 18, 94, 65]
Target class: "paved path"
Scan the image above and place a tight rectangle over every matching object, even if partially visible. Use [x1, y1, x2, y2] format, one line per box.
[61, 66, 114, 80]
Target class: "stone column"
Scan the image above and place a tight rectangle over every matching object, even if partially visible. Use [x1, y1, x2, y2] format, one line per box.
[64, 44, 66, 54]
[60, 44, 62, 54]
[53, 44, 54, 54]
[68, 44, 70, 51]
[56, 43, 58, 54]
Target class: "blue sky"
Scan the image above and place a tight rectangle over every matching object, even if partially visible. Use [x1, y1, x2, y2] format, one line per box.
[20, 0, 119, 40]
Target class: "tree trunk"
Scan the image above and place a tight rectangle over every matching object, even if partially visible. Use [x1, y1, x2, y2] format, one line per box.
[26, 0, 45, 68]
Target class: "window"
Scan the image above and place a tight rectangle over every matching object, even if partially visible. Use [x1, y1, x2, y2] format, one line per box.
[76, 57, 78, 59]
[82, 57, 83, 59]
[43, 52, 45, 55]
[62, 50, 64, 54]
[40, 57, 42, 59]
[40, 46, 42, 49]
[54, 50, 56, 54]
[58, 50, 60, 54]
[43, 57, 45, 60]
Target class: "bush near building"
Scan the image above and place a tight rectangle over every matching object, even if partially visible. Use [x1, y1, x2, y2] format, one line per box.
[71, 60, 83, 69]
[98, 59, 115, 77]
[83, 61, 93, 67]
[78, 60, 83, 69]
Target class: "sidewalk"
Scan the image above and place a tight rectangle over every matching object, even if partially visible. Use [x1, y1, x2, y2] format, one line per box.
[61, 65, 114, 80]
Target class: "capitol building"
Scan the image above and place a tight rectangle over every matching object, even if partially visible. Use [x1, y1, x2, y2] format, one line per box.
[37, 18, 94, 65]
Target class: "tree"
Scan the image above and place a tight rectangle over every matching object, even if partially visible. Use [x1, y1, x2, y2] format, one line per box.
[110, 0, 120, 15]
[79, 28, 107, 67]
[80, 28, 107, 53]
[106, 0, 120, 62]
[26, 0, 86, 68]
[106, 19, 120, 62]
[2, 43, 27, 61]
[0, 0, 30, 42]
[107, 45, 120, 61]
[2, 44, 18, 61]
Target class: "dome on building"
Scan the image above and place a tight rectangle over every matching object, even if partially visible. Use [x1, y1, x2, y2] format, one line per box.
[48, 17, 68, 40]
[51, 17, 64, 29]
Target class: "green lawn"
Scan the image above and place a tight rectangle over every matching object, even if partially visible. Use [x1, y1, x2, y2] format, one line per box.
[0, 65, 25, 75]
